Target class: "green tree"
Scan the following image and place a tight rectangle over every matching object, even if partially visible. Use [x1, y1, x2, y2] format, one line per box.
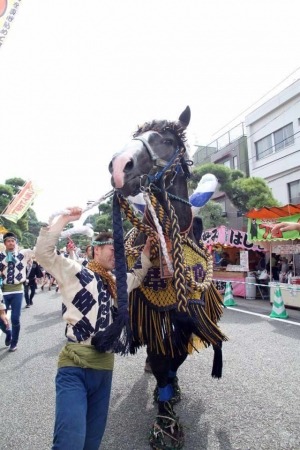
[5, 177, 26, 194]
[94, 198, 132, 234]
[192, 163, 280, 213]
[197, 200, 228, 230]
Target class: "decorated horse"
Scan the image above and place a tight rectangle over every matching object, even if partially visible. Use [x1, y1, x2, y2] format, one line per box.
[108, 106, 227, 449]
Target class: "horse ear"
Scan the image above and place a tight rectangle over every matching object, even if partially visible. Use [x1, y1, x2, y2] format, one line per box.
[178, 106, 191, 129]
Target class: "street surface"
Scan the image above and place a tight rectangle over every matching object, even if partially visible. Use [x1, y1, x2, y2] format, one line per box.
[1, 288, 300, 450]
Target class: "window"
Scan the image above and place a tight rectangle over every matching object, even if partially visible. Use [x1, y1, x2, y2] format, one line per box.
[274, 123, 294, 152]
[233, 155, 238, 169]
[288, 180, 300, 204]
[255, 123, 294, 161]
[255, 134, 273, 160]
[222, 159, 231, 169]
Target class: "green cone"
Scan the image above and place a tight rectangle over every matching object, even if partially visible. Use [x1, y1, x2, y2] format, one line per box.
[223, 282, 237, 306]
[270, 286, 288, 319]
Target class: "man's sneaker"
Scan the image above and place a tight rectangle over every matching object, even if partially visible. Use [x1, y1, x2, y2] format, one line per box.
[5, 330, 12, 347]
[25, 305, 30, 308]
[9, 344, 18, 352]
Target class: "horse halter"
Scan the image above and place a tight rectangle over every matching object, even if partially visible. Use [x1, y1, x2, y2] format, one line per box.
[132, 133, 192, 186]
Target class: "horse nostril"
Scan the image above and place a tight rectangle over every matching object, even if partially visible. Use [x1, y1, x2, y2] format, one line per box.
[108, 161, 113, 174]
[124, 158, 134, 173]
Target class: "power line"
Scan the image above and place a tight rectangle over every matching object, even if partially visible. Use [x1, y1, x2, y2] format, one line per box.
[211, 66, 300, 137]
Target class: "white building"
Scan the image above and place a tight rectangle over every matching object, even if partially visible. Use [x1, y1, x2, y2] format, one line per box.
[245, 79, 300, 205]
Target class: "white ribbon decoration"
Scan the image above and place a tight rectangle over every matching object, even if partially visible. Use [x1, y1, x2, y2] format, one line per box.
[142, 191, 173, 274]
[61, 223, 94, 239]
[48, 189, 114, 224]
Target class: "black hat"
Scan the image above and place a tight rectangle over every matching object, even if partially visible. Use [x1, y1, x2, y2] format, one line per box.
[3, 232, 17, 242]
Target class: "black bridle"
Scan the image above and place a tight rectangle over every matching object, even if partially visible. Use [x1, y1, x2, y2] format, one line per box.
[132, 134, 192, 186]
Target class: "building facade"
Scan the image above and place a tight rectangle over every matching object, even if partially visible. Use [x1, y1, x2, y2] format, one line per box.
[245, 79, 300, 205]
[193, 123, 249, 231]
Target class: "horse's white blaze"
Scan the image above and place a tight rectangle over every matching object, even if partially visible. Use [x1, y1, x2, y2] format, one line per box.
[112, 143, 140, 188]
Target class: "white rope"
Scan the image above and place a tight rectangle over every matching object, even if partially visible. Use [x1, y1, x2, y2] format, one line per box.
[61, 223, 94, 239]
[143, 191, 173, 274]
[48, 189, 114, 223]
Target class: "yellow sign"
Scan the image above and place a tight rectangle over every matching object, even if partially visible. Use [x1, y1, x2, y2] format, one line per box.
[1, 181, 42, 223]
[0, 0, 21, 49]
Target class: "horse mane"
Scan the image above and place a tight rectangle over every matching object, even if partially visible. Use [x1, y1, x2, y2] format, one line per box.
[133, 120, 190, 158]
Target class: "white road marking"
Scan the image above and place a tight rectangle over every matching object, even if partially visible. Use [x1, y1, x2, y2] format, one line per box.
[226, 307, 300, 326]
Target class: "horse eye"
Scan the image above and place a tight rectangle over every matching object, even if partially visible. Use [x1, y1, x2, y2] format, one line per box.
[163, 139, 173, 145]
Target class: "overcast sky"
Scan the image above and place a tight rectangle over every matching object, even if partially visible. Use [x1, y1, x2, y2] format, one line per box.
[1, 0, 300, 223]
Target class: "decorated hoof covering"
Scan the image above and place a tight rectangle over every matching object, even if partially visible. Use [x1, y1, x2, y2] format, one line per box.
[149, 407, 184, 449]
[190, 173, 218, 214]
[153, 378, 182, 405]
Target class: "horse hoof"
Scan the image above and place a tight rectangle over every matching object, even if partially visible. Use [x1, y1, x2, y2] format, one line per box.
[153, 377, 182, 405]
[149, 408, 184, 449]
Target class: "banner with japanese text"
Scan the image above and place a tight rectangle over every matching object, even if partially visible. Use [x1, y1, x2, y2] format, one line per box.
[0, 0, 21, 49]
[247, 214, 300, 242]
[202, 225, 263, 251]
[1, 181, 41, 223]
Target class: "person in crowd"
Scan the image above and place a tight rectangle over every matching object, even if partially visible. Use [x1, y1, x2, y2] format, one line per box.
[35, 206, 152, 450]
[256, 251, 266, 271]
[41, 271, 55, 291]
[0, 232, 34, 352]
[24, 258, 43, 308]
[219, 252, 231, 267]
[279, 257, 288, 274]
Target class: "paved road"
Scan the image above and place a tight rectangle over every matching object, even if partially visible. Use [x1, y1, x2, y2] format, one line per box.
[1, 288, 300, 450]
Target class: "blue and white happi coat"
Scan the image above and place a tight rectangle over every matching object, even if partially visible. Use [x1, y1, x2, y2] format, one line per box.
[0, 248, 35, 293]
[35, 229, 152, 346]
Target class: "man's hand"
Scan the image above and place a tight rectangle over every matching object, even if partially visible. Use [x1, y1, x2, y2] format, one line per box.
[48, 207, 83, 234]
[271, 221, 300, 236]
[142, 235, 157, 260]
[0, 310, 9, 330]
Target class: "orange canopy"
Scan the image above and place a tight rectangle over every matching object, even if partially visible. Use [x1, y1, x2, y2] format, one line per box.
[246, 204, 300, 219]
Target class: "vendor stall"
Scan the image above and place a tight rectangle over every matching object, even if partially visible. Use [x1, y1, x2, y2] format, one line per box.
[202, 225, 264, 297]
[246, 203, 300, 308]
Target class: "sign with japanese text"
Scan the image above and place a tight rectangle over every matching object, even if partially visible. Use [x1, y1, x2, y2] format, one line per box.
[202, 225, 263, 251]
[0, 0, 22, 49]
[272, 245, 300, 254]
[239, 251, 249, 270]
[1, 181, 41, 223]
[247, 214, 300, 242]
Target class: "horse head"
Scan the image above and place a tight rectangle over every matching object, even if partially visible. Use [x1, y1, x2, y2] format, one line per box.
[109, 106, 191, 196]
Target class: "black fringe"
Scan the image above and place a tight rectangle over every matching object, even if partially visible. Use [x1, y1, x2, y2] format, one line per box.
[211, 343, 223, 379]
[91, 315, 132, 356]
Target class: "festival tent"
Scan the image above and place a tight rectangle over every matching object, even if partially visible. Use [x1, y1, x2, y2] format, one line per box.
[202, 225, 263, 251]
[246, 204, 300, 243]
[246, 204, 300, 307]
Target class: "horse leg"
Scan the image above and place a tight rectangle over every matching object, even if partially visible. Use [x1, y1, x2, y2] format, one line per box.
[147, 350, 184, 449]
[167, 351, 188, 404]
